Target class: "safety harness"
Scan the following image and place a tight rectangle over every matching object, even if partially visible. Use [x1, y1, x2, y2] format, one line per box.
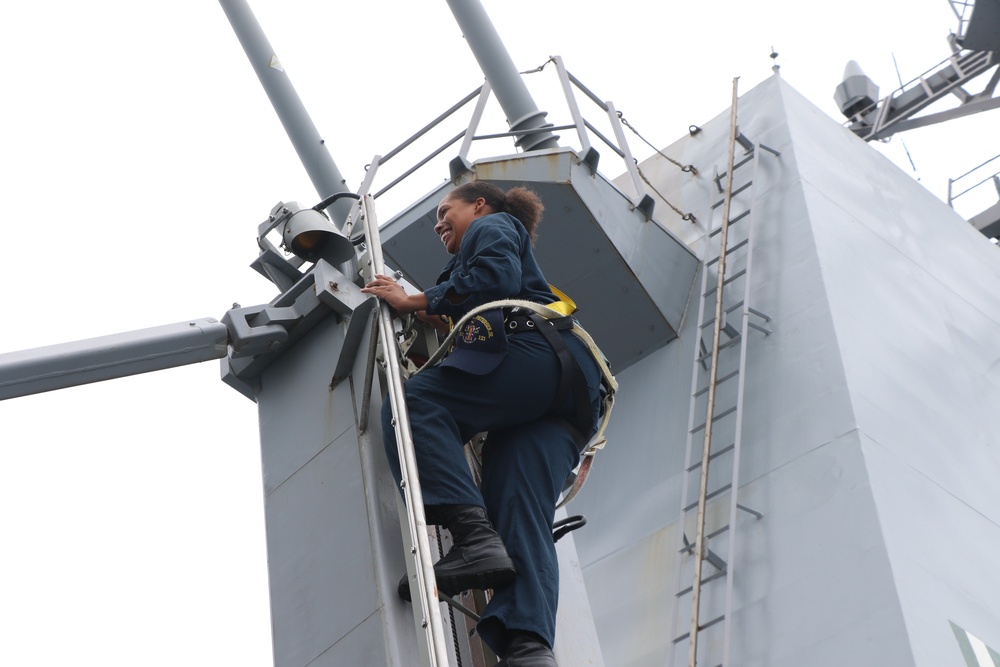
[412, 298, 618, 507]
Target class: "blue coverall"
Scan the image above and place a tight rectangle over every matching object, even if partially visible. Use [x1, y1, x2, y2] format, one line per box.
[381, 212, 602, 653]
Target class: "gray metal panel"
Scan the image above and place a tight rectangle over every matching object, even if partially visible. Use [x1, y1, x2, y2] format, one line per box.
[860, 432, 1000, 667]
[779, 71, 1000, 661]
[962, 0, 1000, 52]
[571, 75, 1000, 666]
[302, 610, 389, 667]
[256, 314, 418, 667]
[566, 340, 690, 568]
[263, 425, 378, 666]
[257, 316, 357, 495]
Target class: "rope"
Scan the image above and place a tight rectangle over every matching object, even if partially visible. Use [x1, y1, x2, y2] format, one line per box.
[637, 165, 698, 224]
[617, 111, 699, 175]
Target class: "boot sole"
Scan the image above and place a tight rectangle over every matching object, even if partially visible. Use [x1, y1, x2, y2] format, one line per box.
[435, 556, 517, 596]
[398, 557, 516, 601]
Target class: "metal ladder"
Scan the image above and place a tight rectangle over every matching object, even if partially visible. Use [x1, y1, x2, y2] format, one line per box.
[357, 193, 455, 667]
[355, 156, 504, 665]
[669, 81, 777, 667]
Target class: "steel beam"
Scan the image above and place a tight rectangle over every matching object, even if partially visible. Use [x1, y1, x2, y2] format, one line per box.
[444, 0, 559, 152]
[219, 0, 354, 226]
[0, 318, 229, 400]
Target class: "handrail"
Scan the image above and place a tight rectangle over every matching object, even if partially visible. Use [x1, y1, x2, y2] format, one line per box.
[948, 0, 976, 41]
[379, 87, 483, 165]
[362, 56, 678, 215]
[844, 48, 996, 140]
[948, 152, 1000, 206]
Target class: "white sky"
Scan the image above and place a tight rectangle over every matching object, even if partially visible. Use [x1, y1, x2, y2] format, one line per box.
[1, 1, 996, 665]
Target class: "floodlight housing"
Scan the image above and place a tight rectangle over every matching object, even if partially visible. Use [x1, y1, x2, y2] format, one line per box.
[280, 206, 355, 264]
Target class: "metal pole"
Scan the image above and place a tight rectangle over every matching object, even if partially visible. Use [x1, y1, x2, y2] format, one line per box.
[689, 77, 740, 667]
[0, 318, 230, 401]
[218, 0, 354, 226]
[360, 194, 451, 667]
[444, 0, 559, 152]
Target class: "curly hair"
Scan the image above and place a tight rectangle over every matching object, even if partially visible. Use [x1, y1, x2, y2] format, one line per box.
[449, 181, 545, 242]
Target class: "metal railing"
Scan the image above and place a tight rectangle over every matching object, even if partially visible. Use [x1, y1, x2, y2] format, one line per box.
[948, 152, 1000, 209]
[355, 55, 670, 216]
[843, 48, 997, 141]
[948, 0, 976, 42]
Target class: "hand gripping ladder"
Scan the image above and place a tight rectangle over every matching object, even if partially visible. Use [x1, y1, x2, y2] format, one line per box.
[669, 79, 779, 667]
[358, 194, 453, 667]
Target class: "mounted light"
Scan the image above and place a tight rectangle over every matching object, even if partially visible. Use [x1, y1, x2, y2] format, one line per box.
[282, 207, 354, 263]
[266, 200, 356, 264]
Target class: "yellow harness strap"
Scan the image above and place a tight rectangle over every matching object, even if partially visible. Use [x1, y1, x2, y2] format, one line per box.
[547, 284, 578, 316]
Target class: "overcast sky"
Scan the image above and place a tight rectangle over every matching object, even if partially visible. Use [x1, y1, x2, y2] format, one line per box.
[1, 1, 996, 665]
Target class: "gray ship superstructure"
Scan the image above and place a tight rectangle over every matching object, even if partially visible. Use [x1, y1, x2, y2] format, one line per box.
[2, 1, 999, 666]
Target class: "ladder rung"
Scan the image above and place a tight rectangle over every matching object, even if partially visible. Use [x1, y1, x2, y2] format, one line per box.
[712, 156, 755, 195]
[675, 569, 727, 597]
[679, 525, 730, 554]
[699, 300, 745, 330]
[441, 592, 481, 622]
[694, 369, 740, 397]
[700, 614, 726, 632]
[683, 483, 733, 512]
[703, 268, 748, 297]
[706, 208, 753, 240]
[706, 238, 749, 266]
[695, 336, 740, 363]
[729, 208, 751, 225]
[672, 614, 726, 644]
[697, 320, 740, 341]
[687, 443, 735, 471]
[710, 180, 753, 209]
[689, 406, 737, 433]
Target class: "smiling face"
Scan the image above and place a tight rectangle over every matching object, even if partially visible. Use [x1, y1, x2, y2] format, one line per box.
[434, 194, 490, 254]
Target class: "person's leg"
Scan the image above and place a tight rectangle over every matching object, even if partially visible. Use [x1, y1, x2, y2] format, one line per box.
[381, 334, 566, 506]
[475, 333, 604, 661]
[384, 334, 569, 599]
[475, 420, 578, 655]
[381, 369, 483, 507]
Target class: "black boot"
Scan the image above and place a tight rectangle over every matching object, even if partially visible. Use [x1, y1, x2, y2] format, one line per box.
[497, 631, 557, 666]
[397, 504, 516, 601]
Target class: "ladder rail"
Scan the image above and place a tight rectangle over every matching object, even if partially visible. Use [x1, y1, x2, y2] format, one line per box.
[669, 169, 719, 667]
[360, 194, 452, 667]
[720, 142, 766, 666]
[672, 85, 778, 667]
[687, 76, 742, 667]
